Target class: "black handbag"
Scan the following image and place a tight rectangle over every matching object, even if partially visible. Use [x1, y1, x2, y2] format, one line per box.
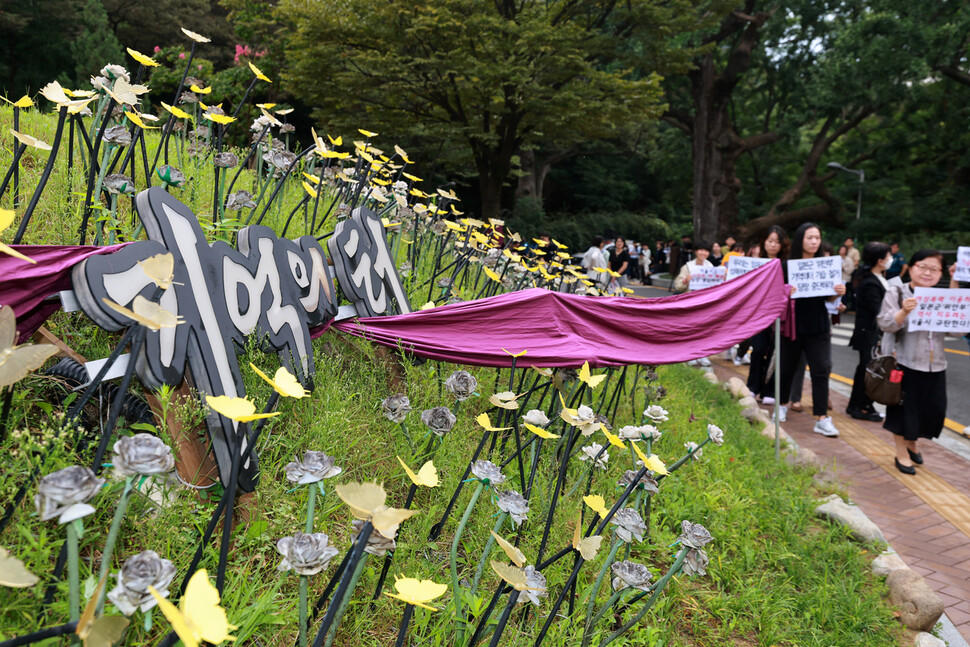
[864, 353, 903, 406]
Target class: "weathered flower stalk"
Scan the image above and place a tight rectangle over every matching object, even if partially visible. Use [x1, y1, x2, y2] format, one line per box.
[451, 480, 485, 645]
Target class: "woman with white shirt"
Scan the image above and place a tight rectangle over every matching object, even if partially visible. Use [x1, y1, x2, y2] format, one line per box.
[673, 240, 713, 292]
[877, 249, 961, 474]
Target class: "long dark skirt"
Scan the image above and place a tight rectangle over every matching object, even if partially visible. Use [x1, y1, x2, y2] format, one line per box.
[883, 365, 946, 441]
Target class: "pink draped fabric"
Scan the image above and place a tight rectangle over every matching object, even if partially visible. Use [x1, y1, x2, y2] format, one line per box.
[326, 259, 789, 367]
[0, 244, 129, 343]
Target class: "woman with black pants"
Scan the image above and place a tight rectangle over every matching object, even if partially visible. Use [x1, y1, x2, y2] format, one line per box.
[775, 223, 847, 436]
[746, 225, 789, 401]
[846, 242, 892, 421]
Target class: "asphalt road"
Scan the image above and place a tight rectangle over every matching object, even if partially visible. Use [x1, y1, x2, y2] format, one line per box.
[627, 281, 970, 435]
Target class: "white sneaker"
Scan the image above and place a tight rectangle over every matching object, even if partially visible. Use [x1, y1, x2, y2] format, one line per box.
[813, 417, 840, 437]
[733, 356, 743, 366]
[740, 355, 751, 365]
[699, 357, 712, 367]
[728, 347, 738, 362]
[762, 396, 775, 406]
[773, 405, 787, 423]
[687, 359, 699, 366]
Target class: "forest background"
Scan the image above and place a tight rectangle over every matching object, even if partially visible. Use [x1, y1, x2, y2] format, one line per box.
[2, 0, 968, 250]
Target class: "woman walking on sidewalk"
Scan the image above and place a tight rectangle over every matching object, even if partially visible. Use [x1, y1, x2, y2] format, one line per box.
[746, 225, 789, 400]
[847, 242, 893, 421]
[877, 249, 961, 474]
[775, 223, 846, 437]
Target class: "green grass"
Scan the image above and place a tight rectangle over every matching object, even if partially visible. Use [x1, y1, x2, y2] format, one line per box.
[0, 104, 903, 646]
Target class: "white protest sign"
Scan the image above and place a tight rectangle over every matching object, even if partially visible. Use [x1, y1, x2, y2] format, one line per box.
[955, 246, 970, 283]
[688, 266, 727, 291]
[726, 256, 770, 281]
[787, 256, 842, 298]
[908, 287, 970, 333]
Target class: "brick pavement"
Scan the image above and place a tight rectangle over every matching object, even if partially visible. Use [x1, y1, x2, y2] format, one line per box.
[712, 360, 970, 642]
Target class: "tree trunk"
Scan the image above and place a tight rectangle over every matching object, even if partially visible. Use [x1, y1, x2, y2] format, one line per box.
[691, 54, 742, 245]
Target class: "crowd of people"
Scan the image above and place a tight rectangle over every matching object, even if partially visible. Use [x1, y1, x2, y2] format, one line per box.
[576, 226, 965, 475]
[682, 226, 964, 474]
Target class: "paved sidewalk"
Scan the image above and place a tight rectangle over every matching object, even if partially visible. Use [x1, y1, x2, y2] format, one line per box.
[711, 359, 970, 644]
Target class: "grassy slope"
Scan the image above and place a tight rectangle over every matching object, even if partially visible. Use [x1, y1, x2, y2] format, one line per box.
[0, 106, 901, 646]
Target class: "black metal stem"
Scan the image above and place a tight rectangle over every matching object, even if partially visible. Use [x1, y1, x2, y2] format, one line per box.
[13, 107, 68, 244]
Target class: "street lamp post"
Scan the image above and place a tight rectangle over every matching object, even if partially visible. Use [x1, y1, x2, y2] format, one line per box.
[826, 162, 865, 220]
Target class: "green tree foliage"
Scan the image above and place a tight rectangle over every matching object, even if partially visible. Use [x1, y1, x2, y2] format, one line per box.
[279, 0, 696, 220]
[0, 0, 85, 91]
[70, 0, 125, 84]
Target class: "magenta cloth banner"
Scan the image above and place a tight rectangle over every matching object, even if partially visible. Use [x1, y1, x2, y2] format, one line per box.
[0, 244, 129, 343]
[326, 259, 789, 367]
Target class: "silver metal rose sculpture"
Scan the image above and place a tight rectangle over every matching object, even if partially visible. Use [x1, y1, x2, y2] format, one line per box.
[515, 566, 547, 606]
[34, 466, 104, 524]
[471, 460, 506, 485]
[284, 451, 343, 485]
[611, 560, 652, 592]
[113, 434, 175, 477]
[107, 550, 176, 615]
[420, 407, 456, 437]
[381, 394, 412, 424]
[677, 520, 712, 549]
[522, 409, 550, 427]
[580, 443, 609, 470]
[213, 152, 238, 169]
[276, 531, 340, 575]
[225, 190, 256, 211]
[351, 519, 396, 556]
[445, 370, 478, 401]
[610, 509, 646, 544]
[496, 489, 529, 526]
[682, 548, 709, 576]
[617, 470, 659, 494]
[708, 423, 724, 446]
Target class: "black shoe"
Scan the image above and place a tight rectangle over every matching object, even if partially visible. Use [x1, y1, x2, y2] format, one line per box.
[908, 449, 923, 465]
[847, 406, 883, 422]
[895, 458, 916, 475]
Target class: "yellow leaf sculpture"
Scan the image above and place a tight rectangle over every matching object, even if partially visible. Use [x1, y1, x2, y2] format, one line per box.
[205, 395, 280, 423]
[572, 520, 604, 561]
[334, 482, 417, 539]
[0, 547, 39, 587]
[490, 532, 526, 568]
[102, 296, 184, 331]
[249, 363, 308, 399]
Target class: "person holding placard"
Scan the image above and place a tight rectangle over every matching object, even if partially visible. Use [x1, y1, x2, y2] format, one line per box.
[877, 249, 961, 474]
[775, 223, 846, 437]
[673, 240, 714, 293]
[745, 226, 789, 398]
[846, 242, 892, 421]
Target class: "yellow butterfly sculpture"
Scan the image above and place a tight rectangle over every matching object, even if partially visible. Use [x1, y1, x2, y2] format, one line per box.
[138, 253, 177, 290]
[631, 442, 668, 475]
[76, 576, 129, 647]
[0, 306, 58, 388]
[334, 482, 418, 539]
[578, 361, 607, 389]
[206, 395, 281, 423]
[523, 423, 559, 440]
[149, 569, 236, 647]
[397, 456, 439, 488]
[488, 391, 519, 410]
[572, 519, 604, 561]
[583, 495, 609, 520]
[0, 547, 39, 588]
[602, 428, 626, 449]
[490, 561, 539, 592]
[249, 363, 308, 399]
[102, 296, 184, 331]
[490, 532, 526, 568]
[0, 209, 37, 264]
[384, 575, 447, 610]
[475, 413, 511, 432]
